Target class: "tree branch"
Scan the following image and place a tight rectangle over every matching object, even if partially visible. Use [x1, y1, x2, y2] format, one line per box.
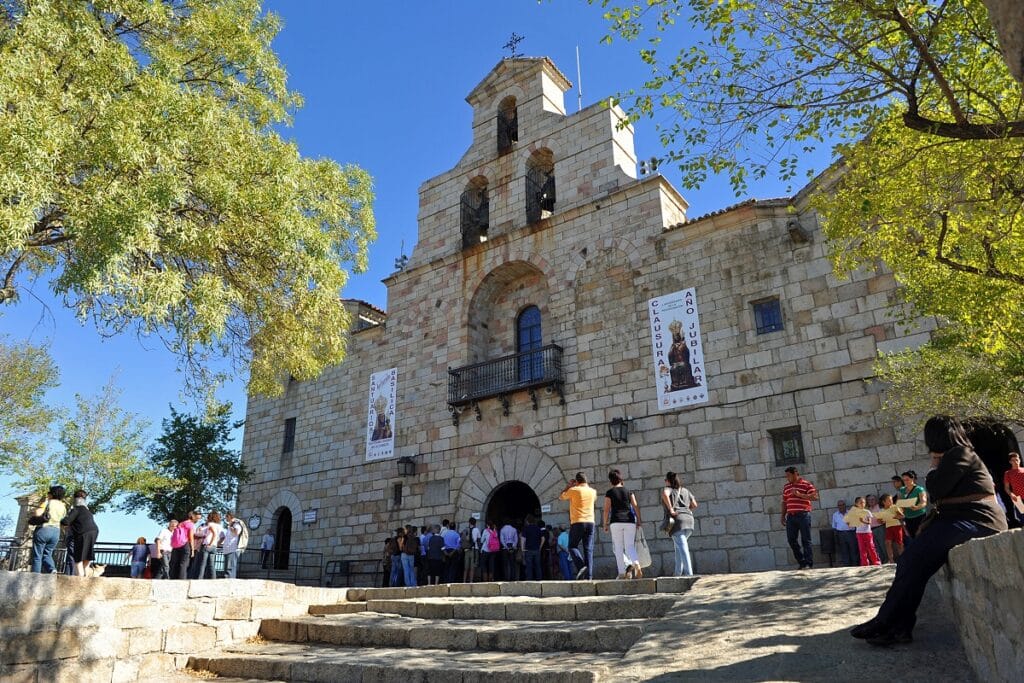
[902, 111, 1024, 139]
[934, 212, 1024, 284]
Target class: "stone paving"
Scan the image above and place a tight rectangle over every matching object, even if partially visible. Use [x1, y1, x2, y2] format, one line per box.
[187, 567, 975, 682]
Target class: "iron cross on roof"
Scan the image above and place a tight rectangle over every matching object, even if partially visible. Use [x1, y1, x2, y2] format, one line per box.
[503, 32, 524, 59]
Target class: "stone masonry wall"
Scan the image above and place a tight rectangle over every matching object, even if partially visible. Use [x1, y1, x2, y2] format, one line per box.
[0, 572, 347, 682]
[934, 528, 1024, 683]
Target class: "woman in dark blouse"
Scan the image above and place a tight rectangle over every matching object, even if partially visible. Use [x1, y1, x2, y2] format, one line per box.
[61, 489, 99, 577]
[602, 469, 643, 579]
[851, 415, 1006, 646]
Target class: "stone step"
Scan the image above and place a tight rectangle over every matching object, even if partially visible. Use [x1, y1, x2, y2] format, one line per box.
[307, 601, 367, 615]
[260, 612, 647, 653]
[345, 576, 695, 602]
[189, 642, 610, 682]
[358, 593, 677, 621]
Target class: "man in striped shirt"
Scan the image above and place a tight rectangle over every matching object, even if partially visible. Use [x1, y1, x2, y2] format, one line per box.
[781, 466, 819, 569]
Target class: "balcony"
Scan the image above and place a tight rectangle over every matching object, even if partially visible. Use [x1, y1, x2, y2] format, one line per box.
[448, 344, 565, 421]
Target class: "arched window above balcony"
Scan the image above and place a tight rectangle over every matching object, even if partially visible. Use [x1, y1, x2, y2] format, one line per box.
[517, 305, 543, 382]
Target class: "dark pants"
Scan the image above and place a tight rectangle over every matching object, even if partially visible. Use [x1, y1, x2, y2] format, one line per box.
[568, 522, 595, 579]
[874, 517, 998, 633]
[502, 549, 519, 581]
[523, 549, 542, 580]
[836, 529, 858, 567]
[170, 545, 191, 580]
[786, 512, 813, 567]
[904, 515, 925, 540]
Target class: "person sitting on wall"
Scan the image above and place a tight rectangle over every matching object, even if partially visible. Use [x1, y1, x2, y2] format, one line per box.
[851, 415, 1007, 647]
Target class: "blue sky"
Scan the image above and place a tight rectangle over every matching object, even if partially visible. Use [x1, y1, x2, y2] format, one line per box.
[1, 1, 825, 540]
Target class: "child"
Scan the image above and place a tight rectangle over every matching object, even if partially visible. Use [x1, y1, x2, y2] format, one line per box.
[851, 496, 881, 566]
[874, 494, 905, 563]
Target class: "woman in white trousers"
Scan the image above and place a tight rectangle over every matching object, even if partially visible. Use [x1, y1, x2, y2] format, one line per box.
[603, 469, 643, 578]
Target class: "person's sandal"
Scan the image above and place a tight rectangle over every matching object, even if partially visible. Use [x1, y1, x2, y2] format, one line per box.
[633, 563, 643, 579]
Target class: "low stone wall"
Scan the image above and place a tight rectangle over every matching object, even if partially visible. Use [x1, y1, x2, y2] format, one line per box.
[0, 572, 349, 682]
[934, 528, 1023, 683]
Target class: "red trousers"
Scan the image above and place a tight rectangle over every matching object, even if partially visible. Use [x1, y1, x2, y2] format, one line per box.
[857, 532, 881, 565]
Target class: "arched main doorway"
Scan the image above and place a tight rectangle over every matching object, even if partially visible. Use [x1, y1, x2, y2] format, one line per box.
[485, 480, 541, 528]
[484, 480, 542, 581]
[273, 506, 292, 570]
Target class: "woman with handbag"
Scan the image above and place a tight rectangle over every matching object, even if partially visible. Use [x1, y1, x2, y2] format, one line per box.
[603, 469, 643, 579]
[30, 485, 67, 573]
[662, 472, 698, 576]
[61, 489, 99, 577]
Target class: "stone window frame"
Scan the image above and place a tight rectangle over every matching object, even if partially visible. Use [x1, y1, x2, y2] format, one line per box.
[752, 296, 784, 335]
[769, 426, 805, 466]
[497, 95, 518, 155]
[281, 416, 296, 455]
[392, 482, 403, 507]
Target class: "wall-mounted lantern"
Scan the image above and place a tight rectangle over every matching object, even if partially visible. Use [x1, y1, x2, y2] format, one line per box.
[397, 455, 417, 477]
[607, 416, 633, 444]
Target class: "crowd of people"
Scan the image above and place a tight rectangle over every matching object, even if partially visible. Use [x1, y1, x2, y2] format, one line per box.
[145, 510, 249, 580]
[381, 469, 700, 587]
[28, 502, 251, 580]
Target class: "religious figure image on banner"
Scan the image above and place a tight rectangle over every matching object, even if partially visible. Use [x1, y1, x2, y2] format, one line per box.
[366, 368, 398, 461]
[648, 288, 708, 410]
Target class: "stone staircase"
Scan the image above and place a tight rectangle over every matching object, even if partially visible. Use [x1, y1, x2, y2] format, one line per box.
[186, 577, 697, 682]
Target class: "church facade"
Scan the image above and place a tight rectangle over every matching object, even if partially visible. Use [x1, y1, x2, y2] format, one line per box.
[236, 57, 932, 578]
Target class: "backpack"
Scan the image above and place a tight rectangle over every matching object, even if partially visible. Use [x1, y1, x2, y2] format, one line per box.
[236, 521, 250, 553]
[486, 529, 500, 552]
[459, 527, 474, 550]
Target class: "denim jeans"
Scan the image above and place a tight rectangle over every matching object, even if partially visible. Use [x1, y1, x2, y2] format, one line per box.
[875, 517, 998, 633]
[568, 522, 595, 579]
[389, 555, 403, 587]
[401, 553, 417, 587]
[196, 547, 216, 579]
[785, 512, 813, 567]
[523, 549, 542, 580]
[558, 550, 573, 579]
[130, 561, 147, 578]
[31, 525, 60, 573]
[670, 528, 694, 576]
[223, 551, 238, 579]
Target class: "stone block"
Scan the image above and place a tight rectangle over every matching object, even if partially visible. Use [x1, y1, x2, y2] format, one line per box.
[149, 580, 190, 602]
[250, 597, 286, 619]
[164, 624, 217, 654]
[449, 582, 499, 597]
[594, 578, 655, 596]
[259, 618, 308, 643]
[98, 577, 153, 601]
[655, 576, 698, 594]
[539, 582, 576, 597]
[2, 628, 83, 664]
[499, 582, 544, 597]
[451, 600, 506, 620]
[127, 627, 165, 655]
[408, 625, 477, 650]
[214, 597, 252, 620]
[506, 600, 576, 621]
[112, 657, 140, 683]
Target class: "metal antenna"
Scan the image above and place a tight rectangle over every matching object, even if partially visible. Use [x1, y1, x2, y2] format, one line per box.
[503, 32, 524, 59]
[576, 45, 583, 112]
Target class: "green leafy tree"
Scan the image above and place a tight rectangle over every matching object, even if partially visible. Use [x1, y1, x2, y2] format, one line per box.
[6, 378, 170, 513]
[0, 336, 58, 465]
[124, 404, 249, 523]
[0, 0, 375, 397]
[595, 0, 1024, 422]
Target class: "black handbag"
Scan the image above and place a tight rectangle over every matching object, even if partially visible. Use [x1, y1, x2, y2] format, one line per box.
[28, 501, 51, 526]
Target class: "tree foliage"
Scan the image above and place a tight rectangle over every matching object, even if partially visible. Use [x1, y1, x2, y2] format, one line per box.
[595, 0, 1024, 422]
[123, 404, 249, 523]
[0, 336, 58, 465]
[4, 378, 170, 514]
[0, 0, 376, 397]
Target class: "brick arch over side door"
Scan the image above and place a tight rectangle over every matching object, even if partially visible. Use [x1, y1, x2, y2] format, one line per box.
[454, 444, 566, 523]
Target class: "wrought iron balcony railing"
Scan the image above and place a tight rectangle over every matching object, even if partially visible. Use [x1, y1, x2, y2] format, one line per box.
[448, 344, 564, 419]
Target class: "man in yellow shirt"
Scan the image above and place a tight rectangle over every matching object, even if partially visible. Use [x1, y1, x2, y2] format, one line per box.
[560, 472, 597, 580]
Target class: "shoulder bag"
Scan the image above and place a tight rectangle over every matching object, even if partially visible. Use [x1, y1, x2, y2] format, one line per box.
[28, 501, 51, 526]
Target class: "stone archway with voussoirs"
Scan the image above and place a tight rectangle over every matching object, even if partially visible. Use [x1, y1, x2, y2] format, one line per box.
[454, 444, 567, 525]
[261, 489, 302, 537]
